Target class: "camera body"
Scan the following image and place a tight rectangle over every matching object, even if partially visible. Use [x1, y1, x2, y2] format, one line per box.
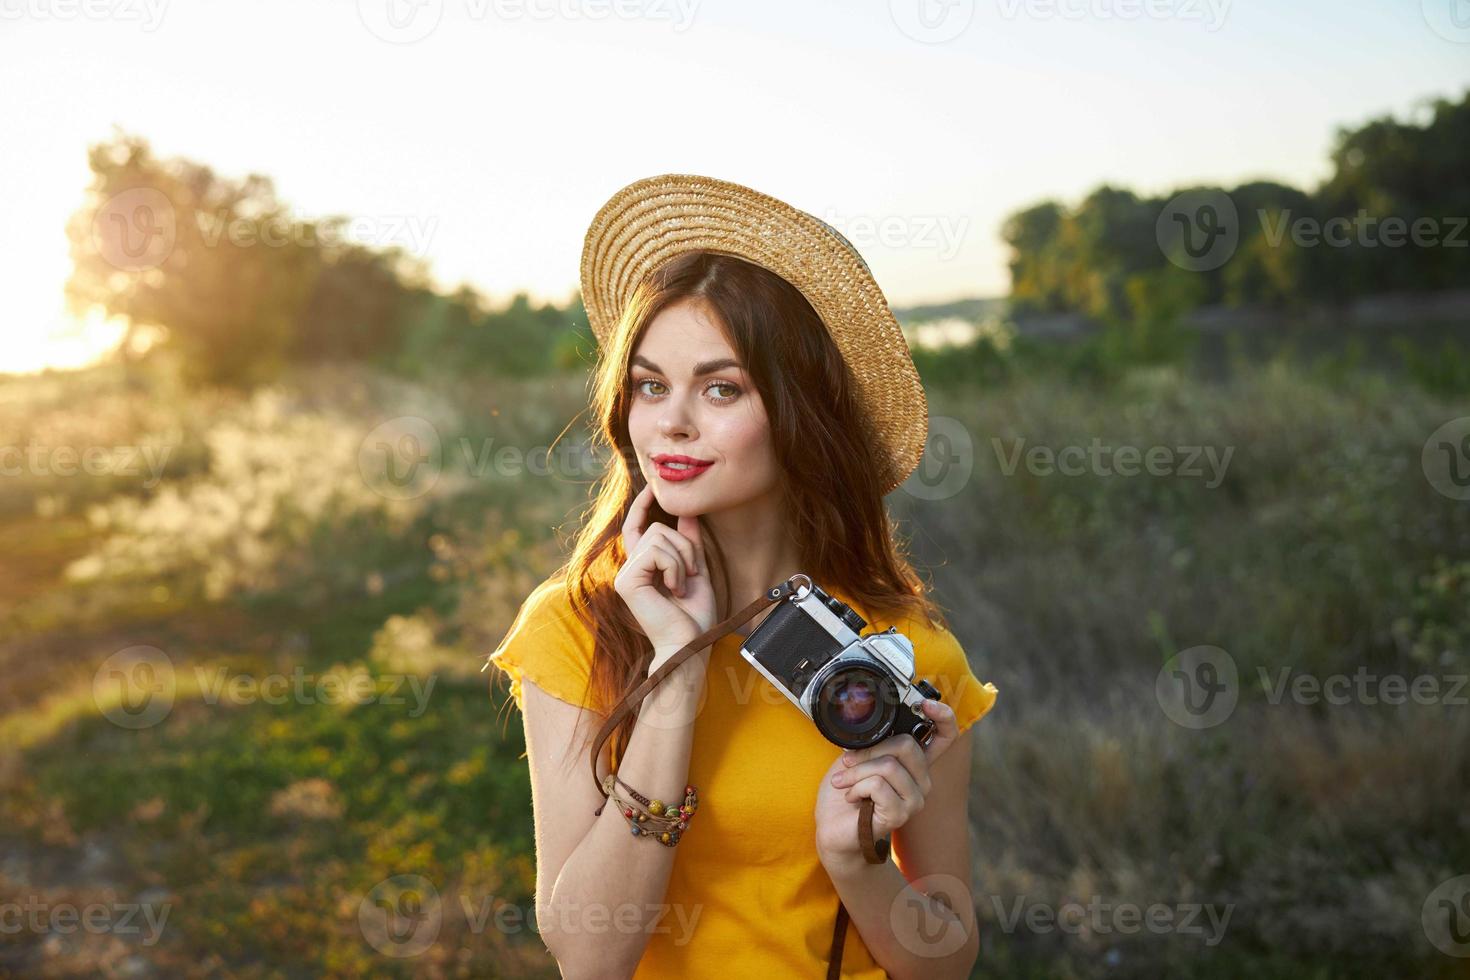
[740, 579, 943, 749]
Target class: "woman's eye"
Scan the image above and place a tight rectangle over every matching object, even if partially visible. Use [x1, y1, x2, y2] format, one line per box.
[707, 381, 740, 402]
[633, 378, 741, 403]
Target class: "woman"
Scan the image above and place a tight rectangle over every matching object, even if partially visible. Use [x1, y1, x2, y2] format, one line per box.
[487, 175, 998, 978]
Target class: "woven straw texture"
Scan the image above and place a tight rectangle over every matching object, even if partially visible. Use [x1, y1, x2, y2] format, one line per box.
[580, 173, 928, 496]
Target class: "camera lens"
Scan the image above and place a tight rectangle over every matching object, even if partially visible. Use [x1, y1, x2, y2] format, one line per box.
[812, 664, 897, 748]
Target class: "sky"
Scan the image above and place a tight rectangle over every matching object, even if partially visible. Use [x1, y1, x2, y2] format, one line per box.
[2, 0, 1467, 373]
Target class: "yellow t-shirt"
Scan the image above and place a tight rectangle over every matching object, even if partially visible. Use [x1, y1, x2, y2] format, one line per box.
[488, 576, 999, 978]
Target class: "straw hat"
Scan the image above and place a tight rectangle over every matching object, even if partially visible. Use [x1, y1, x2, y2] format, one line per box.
[579, 173, 929, 497]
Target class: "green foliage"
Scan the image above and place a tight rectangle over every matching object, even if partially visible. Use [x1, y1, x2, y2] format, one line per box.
[391, 288, 592, 381]
[1002, 90, 1470, 319]
[1104, 267, 1204, 366]
[1392, 335, 1470, 397]
[1321, 93, 1470, 294]
[65, 133, 318, 388]
[1391, 557, 1470, 672]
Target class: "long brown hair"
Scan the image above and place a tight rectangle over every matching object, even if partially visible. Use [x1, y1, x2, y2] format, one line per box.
[540, 251, 941, 770]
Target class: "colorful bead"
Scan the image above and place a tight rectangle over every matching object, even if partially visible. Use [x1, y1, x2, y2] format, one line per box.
[624, 808, 633, 818]
[659, 832, 671, 844]
[649, 800, 664, 816]
[630, 826, 640, 836]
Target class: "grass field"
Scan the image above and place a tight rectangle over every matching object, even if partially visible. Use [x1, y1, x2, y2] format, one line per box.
[2, 340, 1468, 977]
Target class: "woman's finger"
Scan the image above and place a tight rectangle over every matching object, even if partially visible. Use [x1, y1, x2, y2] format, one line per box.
[643, 523, 698, 577]
[844, 773, 913, 833]
[836, 748, 930, 799]
[841, 731, 931, 794]
[638, 541, 686, 596]
[917, 697, 960, 760]
[841, 756, 924, 805]
[621, 483, 655, 555]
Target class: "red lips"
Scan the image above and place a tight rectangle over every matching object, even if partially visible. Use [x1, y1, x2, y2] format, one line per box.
[652, 453, 714, 482]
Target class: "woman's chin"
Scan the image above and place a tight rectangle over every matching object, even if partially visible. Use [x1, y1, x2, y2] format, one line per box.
[652, 483, 708, 515]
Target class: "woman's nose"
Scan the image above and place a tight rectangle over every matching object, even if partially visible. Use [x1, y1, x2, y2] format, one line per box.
[658, 403, 695, 438]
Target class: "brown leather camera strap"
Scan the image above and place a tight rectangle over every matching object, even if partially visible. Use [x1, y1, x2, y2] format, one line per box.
[586, 575, 889, 977]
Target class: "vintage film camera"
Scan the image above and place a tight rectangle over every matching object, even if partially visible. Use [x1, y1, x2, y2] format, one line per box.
[740, 575, 943, 749]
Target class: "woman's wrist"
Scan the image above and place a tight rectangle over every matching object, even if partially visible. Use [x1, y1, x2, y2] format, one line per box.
[648, 642, 710, 677]
[642, 647, 709, 727]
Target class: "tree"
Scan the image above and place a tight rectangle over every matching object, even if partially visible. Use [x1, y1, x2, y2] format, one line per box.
[65, 131, 318, 387]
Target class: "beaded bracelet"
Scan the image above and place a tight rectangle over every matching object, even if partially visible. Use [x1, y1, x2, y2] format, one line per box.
[599, 772, 699, 846]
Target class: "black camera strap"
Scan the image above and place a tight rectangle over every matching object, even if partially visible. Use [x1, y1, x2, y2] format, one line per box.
[585, 573, 890, 978]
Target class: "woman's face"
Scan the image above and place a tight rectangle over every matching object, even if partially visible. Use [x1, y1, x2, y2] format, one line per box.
[626, 298, 779, 518]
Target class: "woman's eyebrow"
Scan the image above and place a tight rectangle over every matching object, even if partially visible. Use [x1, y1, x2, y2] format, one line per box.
[630, 354, 743, 376]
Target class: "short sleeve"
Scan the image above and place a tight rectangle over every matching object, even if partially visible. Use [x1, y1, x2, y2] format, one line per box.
[486, 577, 601, 713]
[903, 613, 998, 735]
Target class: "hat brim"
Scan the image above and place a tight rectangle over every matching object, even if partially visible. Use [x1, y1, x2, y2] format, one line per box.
[580, 173, 928, 496]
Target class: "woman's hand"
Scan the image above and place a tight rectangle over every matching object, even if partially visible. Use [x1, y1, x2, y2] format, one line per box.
[813, 697, 960, 866]
[613, 483, 717, 661]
